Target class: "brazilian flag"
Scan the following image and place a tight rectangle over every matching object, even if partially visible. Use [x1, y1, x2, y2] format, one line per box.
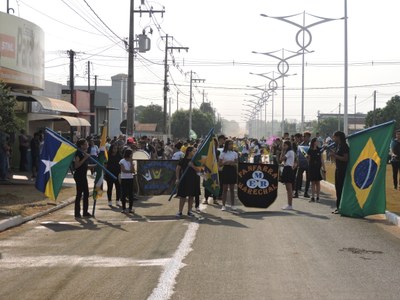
[192, 128, 220, 196]
[35, 129, 77, 200]
[340, 120, 395, 217]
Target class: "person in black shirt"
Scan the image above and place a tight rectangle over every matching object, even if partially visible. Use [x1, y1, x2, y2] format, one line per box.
[105, 144, 122, 207]
[73, 138, 93, 218]
[331, 131, 349, 214]
[175, 146, 200, 217]
[307, 137, 325, 202]
[390, 129, 400, 189]
[30, 132, 41, 179]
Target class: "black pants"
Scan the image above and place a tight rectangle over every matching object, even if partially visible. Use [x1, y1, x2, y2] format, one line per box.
[391, 161, 400, 189]
[19, 146, 28, 171]
[74, 175, 89, 216]
[335, 167, 346, 210]
[295, 167, 310, 194]
[106, 178, 121, 202]
[121, 178, 134, 210]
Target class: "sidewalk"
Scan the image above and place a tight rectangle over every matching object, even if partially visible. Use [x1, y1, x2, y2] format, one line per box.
[1, 174, 400, 232]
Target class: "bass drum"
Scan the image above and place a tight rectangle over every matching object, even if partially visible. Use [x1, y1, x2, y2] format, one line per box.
[132, 150, 150, 174]
[132, 150, 150, 160]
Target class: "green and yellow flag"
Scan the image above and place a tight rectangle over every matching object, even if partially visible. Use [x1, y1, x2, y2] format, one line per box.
[193, 129, 220, 196]
[340, 120, 395, 217]
[93, 123, 108, 201]
[35, 128, 77, 200]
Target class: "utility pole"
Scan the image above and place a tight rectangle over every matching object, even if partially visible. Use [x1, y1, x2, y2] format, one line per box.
[354, 95, 357, 131]
[68, 49, 75, 141]
[168, 97, 172, 136]
[176, 91, 179, 111]
[163, 34, 188, 136]
[373, 90, 377, 126]
[127, 1, 165, 138]
[87, 61, 95, 134]
[188, 71, 205, 139]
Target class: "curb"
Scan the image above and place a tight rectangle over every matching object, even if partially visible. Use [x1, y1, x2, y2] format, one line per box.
[0, 196, 75, 232]
[321, 180, 400, 227]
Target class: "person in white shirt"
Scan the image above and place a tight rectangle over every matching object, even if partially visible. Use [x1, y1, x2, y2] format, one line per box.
[280, 140, 295, 210]
[119, 148, 136, 214]
[219, 139, 238, 211]
[171, 142, 184, 160]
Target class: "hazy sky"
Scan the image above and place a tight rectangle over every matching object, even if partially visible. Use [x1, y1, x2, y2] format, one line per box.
[2, 0, 400, 130]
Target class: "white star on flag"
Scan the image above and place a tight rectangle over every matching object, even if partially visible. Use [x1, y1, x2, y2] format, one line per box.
[42, 159, 58, 174]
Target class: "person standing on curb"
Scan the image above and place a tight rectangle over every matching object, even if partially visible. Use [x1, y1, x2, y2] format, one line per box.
[390, 129, 400, 190]
[330, 131, 349, 214]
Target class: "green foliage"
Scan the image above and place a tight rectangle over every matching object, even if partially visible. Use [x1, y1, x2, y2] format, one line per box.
[0, 81, 22, 133]
[365, 95, 400, 130]
[136, 104, 165, 132]
[171, 109, 215, 139]
[317, 117, 342, 136]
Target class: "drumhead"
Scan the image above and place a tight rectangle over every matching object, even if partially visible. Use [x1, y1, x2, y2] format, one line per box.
[132, 150, 150, 160]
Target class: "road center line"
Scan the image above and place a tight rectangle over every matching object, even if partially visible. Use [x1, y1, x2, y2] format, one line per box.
[148, 222, 200, 300]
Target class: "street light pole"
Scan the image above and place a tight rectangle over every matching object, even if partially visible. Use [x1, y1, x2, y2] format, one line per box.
[344, 0, 349, 135]
[261, 12, 340, 132]
[253, 49, 299, 136]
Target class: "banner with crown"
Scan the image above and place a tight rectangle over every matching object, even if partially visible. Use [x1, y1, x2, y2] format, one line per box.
[137, 160, 179, 196]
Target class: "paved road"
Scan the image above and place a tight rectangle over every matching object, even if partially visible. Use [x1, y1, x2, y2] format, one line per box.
[1, 184, 400, 300]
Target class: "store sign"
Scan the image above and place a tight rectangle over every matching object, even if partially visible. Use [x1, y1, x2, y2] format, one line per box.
[0, 11, 44, 90]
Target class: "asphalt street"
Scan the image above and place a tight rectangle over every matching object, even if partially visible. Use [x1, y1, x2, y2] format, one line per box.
[1, 183, 400, 300]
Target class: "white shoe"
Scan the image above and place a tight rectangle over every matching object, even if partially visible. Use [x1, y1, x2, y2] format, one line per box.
[231, 205, 237, 211]
[108, 201, 112, 206]
[196, 207, 201, 212]
[282, 205, 293, 210]
[221, 206, 227, 211]
[117, 201, 122, 207]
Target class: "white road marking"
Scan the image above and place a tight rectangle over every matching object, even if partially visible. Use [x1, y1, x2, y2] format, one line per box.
[148, 222, 200, 300]
[0, 255, 170, 268]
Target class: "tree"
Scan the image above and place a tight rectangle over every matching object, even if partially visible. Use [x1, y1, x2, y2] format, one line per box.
[317, 117, 342, 137]
[365, 95, 400, 129]
[221, 119, 240, 137]
[136, 104, 165, 132]
[0, 81, 22, 133]
[171, 109, 215, 139]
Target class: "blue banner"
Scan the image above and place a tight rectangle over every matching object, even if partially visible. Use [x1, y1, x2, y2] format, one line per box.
[137, 160, 178, 196]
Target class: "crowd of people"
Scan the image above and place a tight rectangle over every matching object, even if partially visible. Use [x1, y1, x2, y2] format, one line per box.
[0, 127, 352, 218]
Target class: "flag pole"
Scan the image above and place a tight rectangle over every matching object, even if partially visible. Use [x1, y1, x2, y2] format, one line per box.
[168, 128, 214, 201]
[45, 127, 117, 180]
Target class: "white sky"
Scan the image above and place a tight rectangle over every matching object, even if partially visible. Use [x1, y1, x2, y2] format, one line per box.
[2, 0, 400, 130]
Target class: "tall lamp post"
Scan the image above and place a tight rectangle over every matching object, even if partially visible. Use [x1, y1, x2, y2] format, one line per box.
[253, 49, 299, 136]
[250, 71, 281, 136]
[260, 12, 341, 132]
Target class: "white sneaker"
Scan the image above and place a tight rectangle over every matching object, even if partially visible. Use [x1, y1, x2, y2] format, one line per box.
[231, 205, 237, 211]
[221, 206, 227, 211]
[108, 201, 112, 206]
[282, 205, 293, 210]
[117, 201, 122, 207]
[196, 207, 201, 212]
